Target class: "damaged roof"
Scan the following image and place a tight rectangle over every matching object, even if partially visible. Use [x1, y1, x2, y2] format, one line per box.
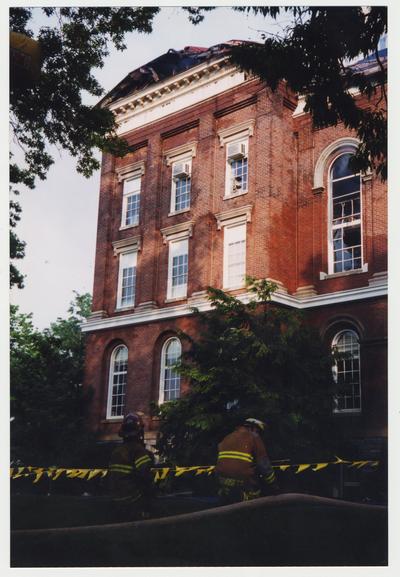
[99, 43, 387, 109]
[99, 40, 248, 108]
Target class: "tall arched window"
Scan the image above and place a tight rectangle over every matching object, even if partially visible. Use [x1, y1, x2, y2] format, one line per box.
[159, 337, 182, 403]
[329, 153, 362, 274]
[107, 344, 128, 418]
[332, 330, 361, 412]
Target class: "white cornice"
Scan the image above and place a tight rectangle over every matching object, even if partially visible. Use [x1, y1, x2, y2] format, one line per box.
[108, 59, 246, 136]
[81, 282, 387, 333]
[109, 56, 230, 116]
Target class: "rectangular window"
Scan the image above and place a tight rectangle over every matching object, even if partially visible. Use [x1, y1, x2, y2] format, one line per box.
[171, 160, 191, 213]
[226, 140, 248, 197]
[122, 176, 141, 227]
[117, 251, 137, 308]
[223, 223, 246, 288]
[168, 238, 188, 299]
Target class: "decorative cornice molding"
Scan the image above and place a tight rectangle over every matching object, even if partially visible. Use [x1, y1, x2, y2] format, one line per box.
[215, 204, 253, 229]
[112, 235, 141, 255]
[81, 282, 388, 333]
[164, 141, 197, 166]
[160, 221, 194, 244]
[217, 119, 255, 147]
[110, 56, 231, 117]
[116, 160, 145, 182]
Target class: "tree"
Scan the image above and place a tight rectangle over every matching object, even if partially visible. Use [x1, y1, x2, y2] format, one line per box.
[10, 292, 93, 465]
[9, 7, 160, 287]
[156, 279, 338, 465]
[229, 6, 387, 179]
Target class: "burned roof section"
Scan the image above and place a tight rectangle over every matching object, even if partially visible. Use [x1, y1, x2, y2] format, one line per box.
[99, 41, 247, 108]
[100, 42, 387, 109]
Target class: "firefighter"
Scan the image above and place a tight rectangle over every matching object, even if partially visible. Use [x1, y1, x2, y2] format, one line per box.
[215, 417, 279, 505]
[108, 412, 155, 518]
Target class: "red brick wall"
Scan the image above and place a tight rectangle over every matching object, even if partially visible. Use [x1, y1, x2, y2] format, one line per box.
[84, 75, 387, 443]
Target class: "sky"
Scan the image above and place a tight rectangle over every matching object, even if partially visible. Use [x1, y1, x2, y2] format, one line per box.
[9, 5, 284, 329]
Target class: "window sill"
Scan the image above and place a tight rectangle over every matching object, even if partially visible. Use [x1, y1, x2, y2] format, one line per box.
[223, 191, 248, 200]
[168, 208, 191, 217]
[165, 296, 187, 304]
[101, 417, 123, 423]
[333, 409, 362, 416]
[115, 305, 135, 312]
[320, 263, 368, 280]
[223, 285, 246, 292]
[119, 223, 139, 231]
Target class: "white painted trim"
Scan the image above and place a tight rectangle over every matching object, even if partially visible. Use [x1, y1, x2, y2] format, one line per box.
[165, 142, 197, 166]
[169, 158, 192, 214]
[314, 137, 359, 190]
[158, 337, 182, 405]
[116, 161, 145, 182]
[109, 59, 247, 136]
[327, 152, 363, 275]
[81, 282, 387, 333]
[217, 120, 255, 147]
[215, 204, 252, 230]
[112, 235, 141, 256]
[160, 221, 194, 244]
[106, 344, 128, 419]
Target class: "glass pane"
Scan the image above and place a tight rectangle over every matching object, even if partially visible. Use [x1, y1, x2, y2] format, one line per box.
[331, 153, 356, 180]
[332, 175, 360, 199]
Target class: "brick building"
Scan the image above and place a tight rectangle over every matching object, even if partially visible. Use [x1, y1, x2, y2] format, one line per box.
[82, 42, 387, 466]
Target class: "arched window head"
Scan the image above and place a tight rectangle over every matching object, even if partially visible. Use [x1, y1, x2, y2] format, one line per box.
[329, 153, 363, 274]
[159, 337, 182, 404]
[107, 344, 128, 418]
[331, 329, 361, 413]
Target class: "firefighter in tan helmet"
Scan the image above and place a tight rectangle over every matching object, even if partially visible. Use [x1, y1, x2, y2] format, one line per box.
[215, 417, 279, 504]
[108, 412, 155, 518]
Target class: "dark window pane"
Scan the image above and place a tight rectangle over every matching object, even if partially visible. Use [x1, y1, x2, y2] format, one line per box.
[334, 262, 343, 273]
[332, 176, 360, 198]
[343, 226, 361, 248]
[331, 153, 355, 180]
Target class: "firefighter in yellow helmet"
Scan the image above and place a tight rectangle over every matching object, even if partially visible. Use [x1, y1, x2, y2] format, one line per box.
[108, 412, 155, 518]
[215, 418, 279, 504]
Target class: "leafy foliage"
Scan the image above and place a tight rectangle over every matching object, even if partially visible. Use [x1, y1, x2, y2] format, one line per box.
[229, 6, 387, 179]
[10, 293, 94, 466]
[156, 279, 338, 465]
[9, 7, 160, 286]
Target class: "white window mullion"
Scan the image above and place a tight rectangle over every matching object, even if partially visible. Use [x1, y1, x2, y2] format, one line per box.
[167, 238, 188, 299]
[117, 251, 137, 309]
[122, 176, 141, 227]
[107, 345, 128, 419]
[223, 223, 246, 289]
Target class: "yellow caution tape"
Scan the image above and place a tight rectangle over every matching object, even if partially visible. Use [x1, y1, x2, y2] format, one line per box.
[10, 457, 379, 483]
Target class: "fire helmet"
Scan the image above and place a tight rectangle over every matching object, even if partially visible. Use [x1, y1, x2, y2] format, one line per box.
[118, 412, 144, 439]
[243, 418, 266, 433]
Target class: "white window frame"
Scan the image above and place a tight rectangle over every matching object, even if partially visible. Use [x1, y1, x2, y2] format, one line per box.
[106, 344, 128, 419]
[332, 329, 361, 414]
[223, 221, 247, 289]
[159, 337, 182, 404]
[167, 237, 189, 300]
[121, 174, 141, 229]
[116, 249, 137, 310]
[328, 153, 364, 275]
[224, 137, 249, 198]
[170, 157, 192, 214]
